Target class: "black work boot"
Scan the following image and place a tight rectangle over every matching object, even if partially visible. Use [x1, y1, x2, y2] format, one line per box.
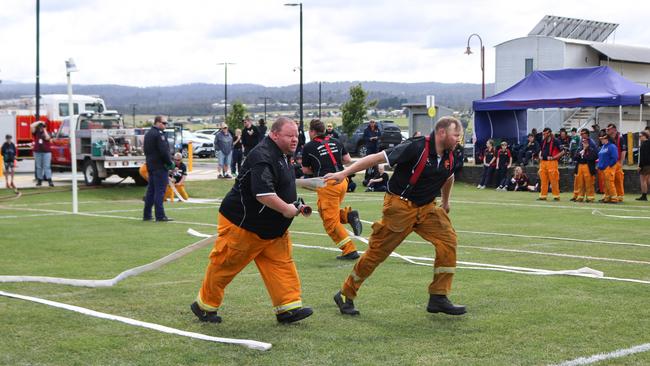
[347, 210, 363, 236]
[336, 251, 360, 260]
[636, 194, 648, 201]
[190, 301, 222, 323]
[426, 295, 466, 315]
[276, 307, 313, 324]
[334, 291, 360, 316]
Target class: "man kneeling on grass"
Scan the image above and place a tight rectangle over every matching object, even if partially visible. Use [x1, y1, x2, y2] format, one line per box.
[324, 116, 466, 317]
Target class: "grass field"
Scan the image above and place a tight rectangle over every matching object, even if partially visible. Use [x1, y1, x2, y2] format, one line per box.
[1, 180, 649, 365]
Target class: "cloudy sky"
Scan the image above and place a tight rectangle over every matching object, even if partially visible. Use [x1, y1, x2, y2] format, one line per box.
[1, 0, 648, 87]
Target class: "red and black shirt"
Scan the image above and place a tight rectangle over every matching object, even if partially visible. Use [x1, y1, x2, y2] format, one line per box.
[301, 135, 347, 177]
[540, 137, 562, 160]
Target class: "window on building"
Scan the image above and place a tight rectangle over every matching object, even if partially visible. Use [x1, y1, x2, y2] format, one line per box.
[525, 58, 534, 77]
[59, 103, 79, 117]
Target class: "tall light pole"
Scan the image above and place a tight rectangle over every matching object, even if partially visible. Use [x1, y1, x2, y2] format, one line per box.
[284, 2, 304, 138]
[259, 96, 271, 123]
[130, 103, 137, 127]
[217, 62, 235, 122]
[66, 58, 79, 214]
[318, 81, 322, 118]
[36, 0, 41, 121]
[465, 33, 485, 99]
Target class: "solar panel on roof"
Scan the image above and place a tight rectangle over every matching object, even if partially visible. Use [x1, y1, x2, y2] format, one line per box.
[529, 15, 618, 42]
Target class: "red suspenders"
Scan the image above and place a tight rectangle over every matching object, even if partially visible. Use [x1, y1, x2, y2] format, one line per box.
[313, 136, 339, 167]
[408, 136, 453, 187]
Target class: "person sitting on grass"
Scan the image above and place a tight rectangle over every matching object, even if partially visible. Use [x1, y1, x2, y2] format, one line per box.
[506, 166, 535, 191]
[365, 164, 389, 192]
[164, 153, 189, 202]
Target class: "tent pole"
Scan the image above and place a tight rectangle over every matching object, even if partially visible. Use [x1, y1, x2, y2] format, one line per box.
[542, 109, 545, 129]
[619, 105, 622, 128]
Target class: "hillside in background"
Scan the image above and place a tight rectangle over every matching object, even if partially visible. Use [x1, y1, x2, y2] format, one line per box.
[0, 81, 494, 116]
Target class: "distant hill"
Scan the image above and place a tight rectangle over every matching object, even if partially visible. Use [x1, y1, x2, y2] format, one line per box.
[0, 81, 494, 116]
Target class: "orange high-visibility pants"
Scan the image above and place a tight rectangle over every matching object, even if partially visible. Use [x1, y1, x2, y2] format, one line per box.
[316, 179, 357, 255]
[596, 168, 605, 193]
[601, 166, 619, 203]
[197, 214, 303, 314]
[614, 162, 625, 201]
[539, 160, 560, 199]
[341, 193, 457, 299]
[572, 164, 595, 202]
[139, 164, 149, 182]
[164, 183, 189, 202]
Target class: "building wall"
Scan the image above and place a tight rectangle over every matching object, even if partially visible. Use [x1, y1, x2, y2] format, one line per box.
[601, 61, 650, 87]
[495, 36, 565, 93]
[564, 43, 600, 68]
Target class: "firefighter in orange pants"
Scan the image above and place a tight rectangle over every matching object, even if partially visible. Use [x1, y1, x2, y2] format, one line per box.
[301, 119, 363, 260]
[606, 124, 627, 201]
[164, 153, 189, 202]
[571, 138, 597, 202]
[597, 131, 619, 203]
[191, 118, 313, 324]
[537, 127, 564, 201]
[324, 116, 466, 317]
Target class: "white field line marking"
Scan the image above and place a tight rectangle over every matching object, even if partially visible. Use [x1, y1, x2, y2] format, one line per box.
[0, 212, 66, 219]
[4, 199, 143, 208]
[451, 199, 650, 213]
[0, 231, 216, 287]
[592, 209, 650, 220]
[550, 342, 650, 366]
[0, 290, 271, 351]
[460, 245, 650, 265]
[357, 218, 650, 249]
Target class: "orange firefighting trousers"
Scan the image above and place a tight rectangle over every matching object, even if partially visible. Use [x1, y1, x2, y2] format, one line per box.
[341, 193, 457, 299]
[139, 164, 148, 182]
[164, 183, 189, 201]
[596, 168, 605, 193]
[316, 179, 357, 255]
[601, 165, 619, 203]
[197, 214, 303, 314]
[614, 162, 625, 200]
[572, 164, 595, 202]
[539, 160, 560, 199]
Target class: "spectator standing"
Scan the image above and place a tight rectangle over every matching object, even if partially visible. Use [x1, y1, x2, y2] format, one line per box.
[477, 139, 496, 189]
[325, 123, 340, 139]
[519, 133, 539, 166]
[215, 125, 233, 178]
[258, 118, 268, 137]
[506, 166, 533, 191]
[363, 119, 381, 155]
[495, 141, 512, 190]
[292, 152, 304, 178]
[597, 131, 619, 203]
[31, 121, 54, 187]
[636, 130, 650, 201]
[537, 127, 564, 201]
[241, 116, 260, 156]
[606, 124, 627, 201]
[571, 138, 598, 202]
[231, 128, 243, 176]
[143, 116, 174, 222]
[2, 134, 17, 190]
[569, 128, 580, 160]
[191, 117, 313, 324]
[164, 152, 189, 201]
[365, 164, 389, 192]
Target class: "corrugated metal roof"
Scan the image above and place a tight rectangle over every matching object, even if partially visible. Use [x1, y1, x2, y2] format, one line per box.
[589, 43, 650, 64]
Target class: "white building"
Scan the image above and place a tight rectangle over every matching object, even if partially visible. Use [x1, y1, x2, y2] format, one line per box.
[495, 15, 650, 133]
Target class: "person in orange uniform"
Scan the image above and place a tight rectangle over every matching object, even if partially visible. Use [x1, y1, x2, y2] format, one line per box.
[324, 116, 466, 317]
[606, 124, 627, 201]
[301, 119, 363, 260]
[191, 117, 313, 324]
[537, 127, 564, 201]
[597, 131, 619, 203]
[164, 152, 189, 202]
[571, 138, 598, 202]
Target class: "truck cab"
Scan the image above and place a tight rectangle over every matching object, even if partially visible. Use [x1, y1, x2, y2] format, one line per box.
[51, 112, 147, 186]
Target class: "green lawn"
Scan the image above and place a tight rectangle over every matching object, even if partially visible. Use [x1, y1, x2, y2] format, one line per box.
[1, 181, 649, 365]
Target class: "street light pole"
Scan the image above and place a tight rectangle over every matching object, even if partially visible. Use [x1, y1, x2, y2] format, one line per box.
[130, 103, 137, 127]
[36, 0, 41, 121]
[217, 62, 235, 123]
[318, 81, 322, 118]
[465, 33, 485, 99]
[284, 2, 304, 137]
[66, 58, 79, 214]
[259, 96, 270, 123]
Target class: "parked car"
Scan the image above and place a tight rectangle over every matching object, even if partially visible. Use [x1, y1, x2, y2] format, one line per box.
[165, 128, 215, 158]
[336, 120, 403, 157]
[194, 129, 219, 139]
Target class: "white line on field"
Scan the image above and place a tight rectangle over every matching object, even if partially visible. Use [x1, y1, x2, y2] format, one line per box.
[592, 209, 650, 220]
[0, 290, 271, 351]
[550, 342, 650, 366]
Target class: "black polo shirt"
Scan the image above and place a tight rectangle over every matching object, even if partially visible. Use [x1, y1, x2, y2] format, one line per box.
[384, 136, 454, 206]
[301, 136, 347, 177]
[219, 137, 297, 239]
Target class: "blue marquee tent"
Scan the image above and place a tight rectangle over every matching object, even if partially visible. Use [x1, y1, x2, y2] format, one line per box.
[472, 66, 650, 148]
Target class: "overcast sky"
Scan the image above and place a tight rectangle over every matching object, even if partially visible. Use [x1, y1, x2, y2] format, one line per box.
[1, 0, 648, 87]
